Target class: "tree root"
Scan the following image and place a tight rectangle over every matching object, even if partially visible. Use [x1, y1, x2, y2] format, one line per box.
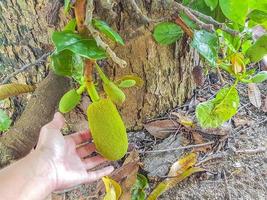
[0, 72, 70, 168]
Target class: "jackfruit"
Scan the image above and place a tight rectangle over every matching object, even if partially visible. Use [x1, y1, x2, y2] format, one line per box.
[59, 89, 81, 113]
[87, 98, 128, 160]
[103, 81, 126, 105]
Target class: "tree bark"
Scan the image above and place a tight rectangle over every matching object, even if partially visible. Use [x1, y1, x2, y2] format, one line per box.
[0, 0, 199, 165]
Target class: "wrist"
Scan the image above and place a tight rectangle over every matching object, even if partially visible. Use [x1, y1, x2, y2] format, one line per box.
[21, 150, 57, 199]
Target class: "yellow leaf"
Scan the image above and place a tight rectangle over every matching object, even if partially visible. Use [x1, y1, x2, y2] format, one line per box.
[102, 176, 122, 200]
[171, 112, 195, 128]
[147, 153, 203, 200]
[230, 53, 245, 74]
[114, 75, 144, 87]
[0, 83, 35, 100]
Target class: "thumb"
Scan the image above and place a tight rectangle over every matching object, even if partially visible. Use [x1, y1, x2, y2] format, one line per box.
[45, 112, 65, 130]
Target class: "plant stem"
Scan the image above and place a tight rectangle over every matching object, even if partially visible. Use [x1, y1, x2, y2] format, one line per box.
[95, 63, 110, 84]
[84, 60, 100, 102]
[76, 84, 86, 95]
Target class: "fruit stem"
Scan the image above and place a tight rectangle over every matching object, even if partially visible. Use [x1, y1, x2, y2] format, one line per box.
[76, 84, 86, 95]
[86, 82, 100, 102]
[95, 63, 110, 84]
[84, 60, 100, 102]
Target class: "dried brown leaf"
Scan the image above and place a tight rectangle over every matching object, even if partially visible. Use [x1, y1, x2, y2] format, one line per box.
[192, 66, 205, 86]
[120, 151, 140, 199]
[0, 83, 35, 100]
[248, 83, 262, 108]
[144, 119, 178, 139]
[191, 132, 211, 153]
[171, 112, 195, 128]
[96, 150, 140, 196]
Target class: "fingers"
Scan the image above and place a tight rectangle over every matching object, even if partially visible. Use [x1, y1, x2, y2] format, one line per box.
[86, 166, 114, 183]
[83, 155, 107, 170]
[76, 143, 96, 158]
[66, 130, 91, 145]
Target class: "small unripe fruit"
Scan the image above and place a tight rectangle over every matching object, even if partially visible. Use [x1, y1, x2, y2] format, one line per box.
[103, 81, 126, 105]
[87, 99, 128, 160]
[59, 89, 81, 113]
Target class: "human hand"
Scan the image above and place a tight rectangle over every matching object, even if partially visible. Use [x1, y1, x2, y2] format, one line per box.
[36, 112, 114, 192]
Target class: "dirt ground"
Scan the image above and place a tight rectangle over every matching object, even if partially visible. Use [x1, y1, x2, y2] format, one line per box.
[47, 72, 267, 200]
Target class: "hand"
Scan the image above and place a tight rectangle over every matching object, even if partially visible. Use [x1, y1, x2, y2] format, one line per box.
[36, 112, 114, 191]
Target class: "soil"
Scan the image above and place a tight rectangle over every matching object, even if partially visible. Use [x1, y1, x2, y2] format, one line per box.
[47, 72, 267, 200]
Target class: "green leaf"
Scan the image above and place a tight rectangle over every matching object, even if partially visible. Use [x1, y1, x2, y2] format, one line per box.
[196, 86, 239, 128]
[51, 49, 84, 83]
[131, 174, 148, 200]
[63, 19, 77, 32]
[250, 71, 267, 83]
[219, 0, 249, 25]
[248, 0, 267, 12]
[153, 22, 183, 45]
[204, 0, 218, 11]
[0, 109, 11, 132]
[52, 31, 107, 60]
[92, 19, 124, 45]
[241, 40, 253, 54]
[191, 30, 219, 66]
[118, 80, 136, 88]
[248, 10, 267, 24]
[246, 35, 267, 62]
[64, 0, 71, 13]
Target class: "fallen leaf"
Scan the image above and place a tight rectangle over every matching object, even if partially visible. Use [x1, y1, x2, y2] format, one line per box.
[248, 83, 262, 108]
[103, 176, 122, 200]
[95, 150, 140, 196]
[191, 132, 211, 152]
[120, 151, 140, 199]
[171, 112, 195, 128]
[233, 115, 254, 127]
[144, 119, 178, 139]
[263, 96, 267, 112]
[0, 83, 35, 100]
[147, 153, 204, 200]
[192, 65, 205, 86]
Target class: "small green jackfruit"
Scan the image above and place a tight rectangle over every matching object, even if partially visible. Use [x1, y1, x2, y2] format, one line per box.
[59, 89, 81, 113]
[87, 99, 128, 160]
[103, 81, 126, 105]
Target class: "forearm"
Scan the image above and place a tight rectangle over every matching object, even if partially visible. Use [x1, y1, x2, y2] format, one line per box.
[0, 150, 54, 200]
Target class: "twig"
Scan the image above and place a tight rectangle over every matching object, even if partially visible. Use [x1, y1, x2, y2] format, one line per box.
[172, 1, 239, 36]
[173, 15, 194, 38]
[126, 0, 150, 24]
[173, 2, 214, 32]
[235, 147, 266, 155]
[85, 0, 127, 68]
[196, 147, 266, 166]
[223, 169, 232, 200]
[141, 141, 215, 154]
[1, 52, 52, 84]
[188, 7, 239, 36]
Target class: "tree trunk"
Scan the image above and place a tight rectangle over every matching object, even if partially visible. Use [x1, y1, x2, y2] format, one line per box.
[0, 0, 198, 165]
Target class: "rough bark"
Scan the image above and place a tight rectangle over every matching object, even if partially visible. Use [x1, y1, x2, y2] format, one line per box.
[0, 0, 199, 165]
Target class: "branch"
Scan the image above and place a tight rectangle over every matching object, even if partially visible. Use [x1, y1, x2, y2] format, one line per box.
[172, 1, 239, 36]
[1, 52, 52, 84]
[85, 0, 127, 68]
[173, 15, 194, 38]
[0, 72, 70, 168]
[188, 8, 239, 36]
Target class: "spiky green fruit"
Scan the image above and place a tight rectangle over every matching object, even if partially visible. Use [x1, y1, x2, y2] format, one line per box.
[87, 99, 128, 160]
[103, 82, 126, 105]
[59, 89, 81, 113]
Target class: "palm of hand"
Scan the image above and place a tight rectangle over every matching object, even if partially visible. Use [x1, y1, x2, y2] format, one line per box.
[36, 113, 113, 191]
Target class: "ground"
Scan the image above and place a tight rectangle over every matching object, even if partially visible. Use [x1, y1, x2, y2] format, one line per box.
[45, 71, 267, 200]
